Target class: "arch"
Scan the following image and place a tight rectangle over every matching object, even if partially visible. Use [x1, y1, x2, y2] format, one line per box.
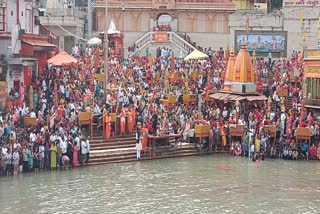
[154, 13, 173, 31]
[197, 13, 210, 33]
[216, 13, 224, 33]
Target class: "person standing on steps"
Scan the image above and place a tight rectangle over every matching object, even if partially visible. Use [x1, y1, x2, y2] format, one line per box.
[120, 110, 126, 136]
[81, 138, 88, 166]
[105, 112, 112, 140]
[136, 123, 143, 160]
[152, 112, 158, 136]
[85, 137, 90, 165]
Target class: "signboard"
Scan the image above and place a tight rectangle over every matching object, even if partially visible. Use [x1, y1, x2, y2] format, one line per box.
[154, 32, 168, 43]
[152, 0, 175, 9]
[235, 31, 287, 56]
[283, 0, 320, 6]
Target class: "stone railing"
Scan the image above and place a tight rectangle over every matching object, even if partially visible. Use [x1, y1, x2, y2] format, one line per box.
[134, 32, 153, 51]
[169, 32, 195, 54]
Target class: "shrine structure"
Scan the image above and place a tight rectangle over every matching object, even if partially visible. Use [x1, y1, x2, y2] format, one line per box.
[303, 49, 320, 113]
[210, 43, 266, 107]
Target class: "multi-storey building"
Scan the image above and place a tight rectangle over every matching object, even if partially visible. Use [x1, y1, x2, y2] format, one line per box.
[0, 0, 56, 93]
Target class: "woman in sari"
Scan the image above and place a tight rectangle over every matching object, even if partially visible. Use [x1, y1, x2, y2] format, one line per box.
[73, 142, 79, 167]
[28, 146, 34, 170]
[50, 141, 58, 169]
[255, 135, 261, 153]
[220, 123, 227, 152]
[317, 144, 320, 160]
[310, 143, 318, 159]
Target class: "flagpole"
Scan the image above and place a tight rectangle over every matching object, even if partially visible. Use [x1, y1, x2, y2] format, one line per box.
[104, 0, 109, 94]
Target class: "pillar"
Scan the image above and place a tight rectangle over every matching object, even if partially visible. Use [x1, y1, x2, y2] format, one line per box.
[87, 0, 92, 39]
[59, 36, 64, 50]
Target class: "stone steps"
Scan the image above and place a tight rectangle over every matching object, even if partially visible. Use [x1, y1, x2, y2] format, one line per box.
[89, 146, 200, 164]
[88, 131, 205, 165]
[88, 151, 202, 166]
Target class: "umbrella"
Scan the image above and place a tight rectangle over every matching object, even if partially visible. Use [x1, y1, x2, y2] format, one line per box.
[87, 37, 102, 46]
[184, 49, 208, 61]
[47, 51, 77, 66]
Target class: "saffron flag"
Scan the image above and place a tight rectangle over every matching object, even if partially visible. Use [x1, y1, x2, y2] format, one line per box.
[300, 11, 304, 24]
[302, 31, 306, 42]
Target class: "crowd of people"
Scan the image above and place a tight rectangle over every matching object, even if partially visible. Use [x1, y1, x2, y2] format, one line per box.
[0, 44, 101, 176]
[1, 39, 320, 176]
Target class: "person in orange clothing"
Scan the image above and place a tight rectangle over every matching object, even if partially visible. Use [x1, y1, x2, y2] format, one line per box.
[105, 113, 112, 140]
[127, 110, 133, 134]
[131, 107, 136, 127]
[140, 123, 149, 152]
[120, 110, 126, 136]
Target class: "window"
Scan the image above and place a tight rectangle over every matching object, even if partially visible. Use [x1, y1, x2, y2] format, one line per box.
[0, 8, 5, 31]
[25, 6, 32, 33]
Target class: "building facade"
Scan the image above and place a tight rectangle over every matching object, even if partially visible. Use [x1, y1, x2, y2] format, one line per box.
[0, 0, 56, 95]
[39, 0, 85, 53]
[94, 0, 235, 53]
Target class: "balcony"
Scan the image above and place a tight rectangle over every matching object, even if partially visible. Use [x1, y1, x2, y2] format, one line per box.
[39, 8, 85, 36]
[94, 0, 235, 11]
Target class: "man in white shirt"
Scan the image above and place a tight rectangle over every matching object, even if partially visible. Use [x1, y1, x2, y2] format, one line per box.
[60, 138, 67, 155]
[30, 132, 36, 143]
[81, 139, 88, 165]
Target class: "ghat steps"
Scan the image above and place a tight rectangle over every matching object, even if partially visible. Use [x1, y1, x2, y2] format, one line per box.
[88, 132, 205, 166]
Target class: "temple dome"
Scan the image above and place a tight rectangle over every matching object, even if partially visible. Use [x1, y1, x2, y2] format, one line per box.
[234, 43, 254, 83]
[225, 49, 236, 82]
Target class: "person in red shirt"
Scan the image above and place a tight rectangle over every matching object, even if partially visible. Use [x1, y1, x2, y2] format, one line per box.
[299, 119, 308, 128]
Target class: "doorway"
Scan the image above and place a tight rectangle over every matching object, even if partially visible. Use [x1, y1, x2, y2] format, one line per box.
[155, 14, 173, 32]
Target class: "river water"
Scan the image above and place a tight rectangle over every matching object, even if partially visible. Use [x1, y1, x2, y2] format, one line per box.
[1, 155, 320, 214]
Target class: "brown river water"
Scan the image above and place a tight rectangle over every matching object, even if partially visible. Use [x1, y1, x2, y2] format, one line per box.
[1, 155, 320, 214]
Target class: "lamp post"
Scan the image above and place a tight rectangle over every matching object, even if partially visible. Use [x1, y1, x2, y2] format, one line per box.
[104, 0, 108, 94]
[87, 0, 92, 39]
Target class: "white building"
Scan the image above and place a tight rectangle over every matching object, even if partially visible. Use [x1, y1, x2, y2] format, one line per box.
[0, 0, 56, 94]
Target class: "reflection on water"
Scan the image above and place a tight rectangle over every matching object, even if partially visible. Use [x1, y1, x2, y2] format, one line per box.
[1, 155, 320, 214]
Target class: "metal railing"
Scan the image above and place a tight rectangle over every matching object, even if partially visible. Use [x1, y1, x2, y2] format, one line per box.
[129, 31, 195, 57]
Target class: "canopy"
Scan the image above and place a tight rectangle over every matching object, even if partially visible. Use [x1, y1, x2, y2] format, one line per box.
[184, 49, 208, 61]
[209, 92, 267, 102]
[47, 51, 77, 66]
[87, 37, 102, 45]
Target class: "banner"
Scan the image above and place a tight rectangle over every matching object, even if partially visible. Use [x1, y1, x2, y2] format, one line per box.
[283, 0, 320, 6]
[154, 32, 168, 43]
[235, 31, 287, 54]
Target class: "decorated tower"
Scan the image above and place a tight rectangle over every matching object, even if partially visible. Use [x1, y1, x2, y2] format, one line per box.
[230, 43, 256, 94]
[223, 49, 236, 91]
